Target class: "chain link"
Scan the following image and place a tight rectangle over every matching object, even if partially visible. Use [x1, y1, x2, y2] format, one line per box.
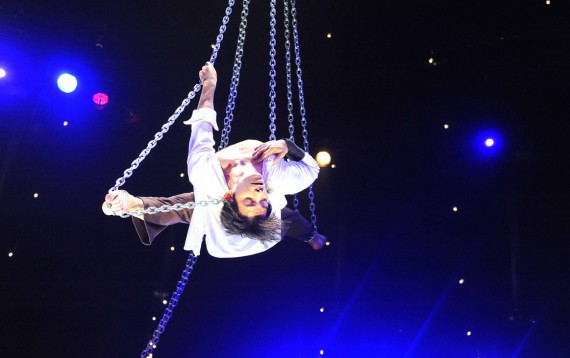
[110, 0, 236, 195]
[141, 251, 198, 358]
[267, 0, 278, 141]
[290, 0, 317, 233]
[219, 0, 251, 150]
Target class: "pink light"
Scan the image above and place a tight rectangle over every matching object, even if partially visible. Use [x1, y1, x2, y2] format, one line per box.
[93, 92, 109, 106]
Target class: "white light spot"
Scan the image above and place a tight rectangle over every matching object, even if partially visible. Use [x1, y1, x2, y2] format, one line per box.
[316, 151, 332, 167]
[33, 193, 39, 199]
[152, 316, 156, 321]
[320, 307, 325, 313]
[180, 173, 185, 178]
[211, 44, 215, 49]
[428, 57, 434, 64]
[320, 349, 324, 355]
[452, 206, 458, 212]
[331, 164, 336, 169]
[63, 121, 69, 126]
[0, 68, 6, 78]
[485, 138, 495, 147]
[467, 331, 472, 336]
[8, 252, 14, 257]
[57, 73, 78, 93]
[170, 246, 175, 251]
[325, 241, 331, 246]
[326, 33, 332, 39]
[459, 278, 465, 284]
[162, 299, 168, 305]
[443, 123, 449, 129]
[546, 0, 550, 4]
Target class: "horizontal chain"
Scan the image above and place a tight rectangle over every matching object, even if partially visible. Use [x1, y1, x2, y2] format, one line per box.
[119, 199, 222, 219]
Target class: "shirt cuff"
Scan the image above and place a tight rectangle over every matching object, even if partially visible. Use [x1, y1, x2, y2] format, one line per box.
[183, 108, 218, 131]
[301, 152, 319, 168]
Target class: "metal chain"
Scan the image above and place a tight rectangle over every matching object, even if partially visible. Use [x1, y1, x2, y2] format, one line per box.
[290, 0, 317, 232]
[282, 0, 299, 209]
[141, 251, 198, 358]
[110, 0, 237, 194]
[267, 0, 278, 141]
[219, 0, 251, 150]
[117, 199, 222, 219]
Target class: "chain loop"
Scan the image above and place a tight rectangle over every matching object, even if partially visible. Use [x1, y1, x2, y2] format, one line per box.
[219, 0, 251, 150]
[141, 251, 198, 358]
[290, 0, 317, 232]
[267, 0, 278, 141]
[282, 0, 299, 209]
[110, 0, 236, 195]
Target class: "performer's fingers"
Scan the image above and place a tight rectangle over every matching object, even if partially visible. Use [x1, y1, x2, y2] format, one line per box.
[105, 193, 118, 203]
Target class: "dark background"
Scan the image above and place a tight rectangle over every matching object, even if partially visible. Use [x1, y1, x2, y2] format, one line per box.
[1, 0, 569, 357]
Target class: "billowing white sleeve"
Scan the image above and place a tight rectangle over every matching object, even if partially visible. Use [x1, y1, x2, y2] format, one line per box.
[185, 108, 221, 196]
[266, 153, 320, 195]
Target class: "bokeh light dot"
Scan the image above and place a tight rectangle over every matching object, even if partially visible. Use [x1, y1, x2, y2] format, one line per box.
[444, 123, 449, 129]
[459, 278, 465, 284]
[152, 316, 156, 321]
[485, 138, 495, 147]
[63, 121, 69, 127]
[316, 151, 332, 167]
[467, 331, 472, 336]
[180, 173, 185, 178]
[162, 300, 168, 305]
[320, 307, 325, 313]
[0, 68, 6, 78]
[8, 252, 14, 257]
[34, 193, 39, 198]
[170, 246, 175, 251]
[326, 32, 332, 39]
[452, 206, 458, 212]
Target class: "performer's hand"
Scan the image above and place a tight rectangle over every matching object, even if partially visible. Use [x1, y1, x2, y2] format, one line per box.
[199, 62, 217, 87]
[252, 140, 288, 163]
[102, 190, 130, 216]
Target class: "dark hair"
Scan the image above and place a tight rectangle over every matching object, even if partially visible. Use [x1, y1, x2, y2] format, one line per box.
[220, 196, 283, 245]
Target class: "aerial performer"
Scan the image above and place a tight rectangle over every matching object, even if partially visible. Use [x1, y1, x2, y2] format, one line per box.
[103, 62, 327, 256]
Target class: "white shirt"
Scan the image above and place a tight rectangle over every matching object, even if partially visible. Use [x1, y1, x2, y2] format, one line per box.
[183, 108, 319, 258]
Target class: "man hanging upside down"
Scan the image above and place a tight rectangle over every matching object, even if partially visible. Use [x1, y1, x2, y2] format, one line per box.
[103, 62, 327, 257]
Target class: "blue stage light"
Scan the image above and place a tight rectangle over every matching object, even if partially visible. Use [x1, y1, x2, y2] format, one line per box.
[0, 68, 6, 78]
[474, 129, 502, 158]
[57, 73, 78, 93]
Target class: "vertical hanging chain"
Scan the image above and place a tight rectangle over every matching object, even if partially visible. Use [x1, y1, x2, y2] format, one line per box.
[283, 0, 299, 209]
[267, 0, 278, 141]
[290, 0, 317, 232]
[141, 251, 198, 358]
[109, 0, 237, 194]
[219, 0, 251, 150]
